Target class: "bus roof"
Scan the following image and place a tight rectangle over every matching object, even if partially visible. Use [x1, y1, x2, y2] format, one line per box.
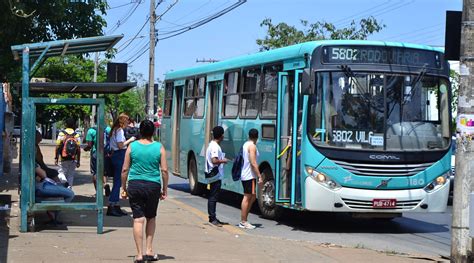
[164, 40, 444, 81]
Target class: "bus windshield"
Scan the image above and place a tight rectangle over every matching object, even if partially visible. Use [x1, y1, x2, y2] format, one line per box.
[308, 71, 451, 151]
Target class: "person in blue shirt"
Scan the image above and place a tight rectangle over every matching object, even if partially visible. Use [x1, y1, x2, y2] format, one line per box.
[84, 116, 112, 196]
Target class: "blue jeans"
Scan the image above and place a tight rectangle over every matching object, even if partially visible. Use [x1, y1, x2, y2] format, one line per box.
[36, 181, 75, 203]
[109, 149, 126, 204]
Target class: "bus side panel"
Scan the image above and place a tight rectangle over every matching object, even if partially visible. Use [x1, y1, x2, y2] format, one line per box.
[179, 117, 207, 179]
[219, 118, 244, 192]
[160, 117, 173, 173]
[219, 118, 276, 194]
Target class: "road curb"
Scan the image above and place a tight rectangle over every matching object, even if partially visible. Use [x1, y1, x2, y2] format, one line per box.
[167, 197, 246, 236]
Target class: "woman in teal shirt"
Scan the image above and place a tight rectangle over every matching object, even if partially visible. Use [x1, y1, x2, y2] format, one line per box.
[121, 120, 168, 263]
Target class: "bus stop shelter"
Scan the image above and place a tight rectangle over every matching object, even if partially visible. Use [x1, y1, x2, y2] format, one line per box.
[11, 35, 136, 233]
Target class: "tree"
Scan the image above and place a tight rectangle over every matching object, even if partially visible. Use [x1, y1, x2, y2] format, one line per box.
[0, 1, 107, 81]
[256, 17, 385, 50]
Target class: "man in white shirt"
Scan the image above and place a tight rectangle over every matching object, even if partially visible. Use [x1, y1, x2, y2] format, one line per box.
[205, 126, 228, 226]
[239, 128, 263, 229]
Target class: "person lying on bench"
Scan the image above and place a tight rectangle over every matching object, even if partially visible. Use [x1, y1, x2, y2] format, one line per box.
[35, 163, 75, 224]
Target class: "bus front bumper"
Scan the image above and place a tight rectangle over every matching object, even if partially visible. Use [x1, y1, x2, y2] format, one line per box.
[304, 177, 450, 213]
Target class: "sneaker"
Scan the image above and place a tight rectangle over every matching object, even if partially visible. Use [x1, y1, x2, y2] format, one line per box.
[114, 205, 128, 216]
[239, 221, 256, 229]
[104, 184, 111, 197]
[209, 220, 223, 227]
[216, 219, 228, 225]
[106, 206, 122, 217]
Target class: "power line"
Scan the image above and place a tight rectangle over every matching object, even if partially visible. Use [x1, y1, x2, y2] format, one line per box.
[125, 0, 178, 64]
[116, 0, 164, 55]
[158, 0, 233, 33]
[108, 1, 134, 10]
[125, 42, 149, 62]
[127, 0, 246, 64]
[158, 0, 246, 40]
[394, 27, 444, 43]
[383, 23, 443, 41]
[121, 35, 148, 56]
[336, 0, 415, 28]
[107, 0, 143, 35]
[332, 0, 391, 25]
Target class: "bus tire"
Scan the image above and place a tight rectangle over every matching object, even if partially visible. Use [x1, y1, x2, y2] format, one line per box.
[188, 157, 204, 195]
[258, 167, 283, 220]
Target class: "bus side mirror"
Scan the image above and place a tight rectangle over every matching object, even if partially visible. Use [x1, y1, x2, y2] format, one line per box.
[301, 68, 313, 95]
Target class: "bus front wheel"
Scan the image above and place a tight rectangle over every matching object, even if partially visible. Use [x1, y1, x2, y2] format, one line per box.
[258, 168, 283, 220]
[188, 157, 204, 195]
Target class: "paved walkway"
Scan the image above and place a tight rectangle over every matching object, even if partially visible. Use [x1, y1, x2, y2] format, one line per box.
[0, 144, 447, 262]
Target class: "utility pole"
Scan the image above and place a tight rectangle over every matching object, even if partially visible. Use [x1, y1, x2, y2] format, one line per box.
[92, 52, 98, 126]
[147, 0, 156, 120]
[452, 0, 474, 262]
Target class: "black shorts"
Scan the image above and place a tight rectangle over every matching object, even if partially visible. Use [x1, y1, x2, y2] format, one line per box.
[127, 180, 161, 219]
[242, 179, 256, 195]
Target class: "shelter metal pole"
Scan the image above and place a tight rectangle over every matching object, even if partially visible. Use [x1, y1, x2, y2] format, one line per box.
[0, 83, 4, 177]
[20, 47, 30, 232]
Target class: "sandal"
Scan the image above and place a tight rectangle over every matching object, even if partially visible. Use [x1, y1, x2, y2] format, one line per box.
[134, 258, 144, 263]
[143, 254, 159, 261]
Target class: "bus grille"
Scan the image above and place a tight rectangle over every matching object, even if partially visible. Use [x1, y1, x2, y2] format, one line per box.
[331, 159, 434, 177]
[342, 198, 422, 210]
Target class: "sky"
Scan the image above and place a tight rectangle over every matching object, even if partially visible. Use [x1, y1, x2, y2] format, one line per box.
[103, 0, 463, 83]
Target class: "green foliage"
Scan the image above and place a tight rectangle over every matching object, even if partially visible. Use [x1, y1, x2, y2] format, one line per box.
[256, 17, 385, 50]
[33, 55, 108, 124]
[0, 0, 108, 127]
[0, 0, 107, 81]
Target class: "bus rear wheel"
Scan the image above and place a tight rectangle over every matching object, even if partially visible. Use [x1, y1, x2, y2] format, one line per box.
[258, 168, 283, 220]
[188, 157, 204, 195]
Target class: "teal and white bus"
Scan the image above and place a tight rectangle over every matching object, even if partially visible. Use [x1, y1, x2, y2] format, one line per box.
[161, 40, 452, 219]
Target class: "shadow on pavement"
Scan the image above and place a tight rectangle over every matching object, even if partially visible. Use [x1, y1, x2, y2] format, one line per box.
[169, 182, 450, 235]
[32, 194, 133, 232]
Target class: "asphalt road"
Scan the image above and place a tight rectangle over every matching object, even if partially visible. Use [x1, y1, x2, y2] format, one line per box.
[167, 175, 452, 259]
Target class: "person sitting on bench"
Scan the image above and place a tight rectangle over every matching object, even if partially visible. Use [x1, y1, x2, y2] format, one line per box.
[35, 163, 75, 224]
[35, 130, 61, 183]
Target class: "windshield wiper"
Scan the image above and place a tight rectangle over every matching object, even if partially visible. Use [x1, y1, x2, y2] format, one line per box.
[402, 64, 427, 105]
[338, 64, 382, 113]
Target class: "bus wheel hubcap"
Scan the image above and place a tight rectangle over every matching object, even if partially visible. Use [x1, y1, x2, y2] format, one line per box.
[262, 181, 275, 207]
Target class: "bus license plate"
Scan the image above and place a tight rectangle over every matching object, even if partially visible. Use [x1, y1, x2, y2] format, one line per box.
[372, 199, 396, 208]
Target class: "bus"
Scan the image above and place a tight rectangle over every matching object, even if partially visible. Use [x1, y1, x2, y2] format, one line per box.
[161, 40, 452, 219]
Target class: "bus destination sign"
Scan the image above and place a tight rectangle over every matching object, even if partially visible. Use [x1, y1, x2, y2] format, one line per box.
[322, 46, 441, 68]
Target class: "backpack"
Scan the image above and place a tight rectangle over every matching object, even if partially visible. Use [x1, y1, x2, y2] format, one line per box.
[61, 131, 79, 160]
[231, 147, 244, 181]
[124, 126, 140, 140]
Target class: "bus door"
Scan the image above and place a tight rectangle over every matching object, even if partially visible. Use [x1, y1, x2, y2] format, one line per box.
[204, 81, 221, 150]
[275, 71, 302, 206]
[172, 85, 183, 175]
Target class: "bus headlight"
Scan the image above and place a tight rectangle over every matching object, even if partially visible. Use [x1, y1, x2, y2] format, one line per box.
[306, 166, 341, 190]
[424, 174, 448, 193]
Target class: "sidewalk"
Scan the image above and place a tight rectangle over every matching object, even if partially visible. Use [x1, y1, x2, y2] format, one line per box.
[0, 144, 446, 262]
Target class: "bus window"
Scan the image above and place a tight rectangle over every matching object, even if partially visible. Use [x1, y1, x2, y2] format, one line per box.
[222, 71, 240, 118]
[184, 78, 195, 117]
[261, 64, 281, 118]
[240, 67, 261, 118]
[163, 82, 173, 118]
[194, 77, 206, 118]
